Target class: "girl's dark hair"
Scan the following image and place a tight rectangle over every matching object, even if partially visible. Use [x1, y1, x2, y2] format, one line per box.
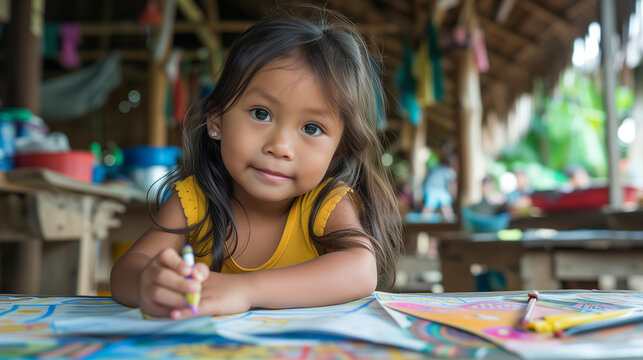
[159, 8, 403, 290]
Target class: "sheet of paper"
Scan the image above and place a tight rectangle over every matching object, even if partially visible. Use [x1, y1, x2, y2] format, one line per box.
[51, 295, 427, 351]
[210, 296, 428, 351]
[375, 291, 643, 359]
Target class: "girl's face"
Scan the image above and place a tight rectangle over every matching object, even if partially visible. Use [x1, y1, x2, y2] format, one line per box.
[208, 58, 344, 206]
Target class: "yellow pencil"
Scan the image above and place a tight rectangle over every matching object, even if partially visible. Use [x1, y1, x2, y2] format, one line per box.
[526, 309, 630, 333]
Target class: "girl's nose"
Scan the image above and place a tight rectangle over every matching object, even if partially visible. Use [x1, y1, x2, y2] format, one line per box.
[262, 129, 294, 160]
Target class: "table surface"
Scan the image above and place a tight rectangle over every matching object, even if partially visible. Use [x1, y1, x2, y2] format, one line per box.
[3, 290, 643, 359]
[0, 168, 140, 201]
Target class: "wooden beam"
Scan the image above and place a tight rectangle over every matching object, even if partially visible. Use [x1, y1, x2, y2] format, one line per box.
[518, 0, 575, 33]
[565, 0, 598, 20]
[512, 1, 595, 67]
[327, 0, 410, 35]
[201, 0, 217, 25]
[78, 20, 402, 37]
[430, 102, 456, 119]
[426, 111, 456, 132]
[78, 20, 252, 36]
[200, 0, 222, 75]
[99, 1, 113, 53]
[480, 72, 506, 86]
[478, 16, 538, 49]
[495, 0, 516, 23]
[177, 0, 219, 50]
[76, 49, 213, 61]
[376, 0, 411, 15]
[487, 49, 530, 79]
[426, 118, 457, 143]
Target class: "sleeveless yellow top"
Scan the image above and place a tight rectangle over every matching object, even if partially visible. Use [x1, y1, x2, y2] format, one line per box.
[173, 176, 352, 273]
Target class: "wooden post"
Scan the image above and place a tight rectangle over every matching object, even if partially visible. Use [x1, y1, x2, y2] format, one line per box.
[6, 0, 43, 112]
[147, 0, 177, 146]
[600, 0, 622, 209]
[148, 59, 168, 146]
[5, 0, 44, 294]
[456, 49, 484, 207]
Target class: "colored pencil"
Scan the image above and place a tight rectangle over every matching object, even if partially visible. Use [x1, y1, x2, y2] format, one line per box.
[555, 310, 643, 337]
[520, 291, 539, 328]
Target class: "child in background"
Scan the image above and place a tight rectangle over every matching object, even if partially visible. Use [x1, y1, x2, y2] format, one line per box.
[564, 165, 591, 191]
[421, 144, 457, 222]
[506, 169, 533, 217]
[110, 9, 404, 319]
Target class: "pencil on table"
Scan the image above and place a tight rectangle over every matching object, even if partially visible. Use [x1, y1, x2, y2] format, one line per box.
[520, 291, 539, 328]
[555, 309, 643, 337]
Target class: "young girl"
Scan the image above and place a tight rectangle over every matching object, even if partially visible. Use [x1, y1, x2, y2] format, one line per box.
[110, 9, 403, 319]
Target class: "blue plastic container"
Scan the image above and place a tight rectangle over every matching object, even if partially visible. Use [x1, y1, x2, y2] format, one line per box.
[121, 146, 182, 197]
[1, 108, 48, 138]
[121, 145, 181, 168]
[0, 113, 16, 170]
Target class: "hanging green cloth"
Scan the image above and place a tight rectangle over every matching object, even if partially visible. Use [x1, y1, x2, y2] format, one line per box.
[413, 40, 434, 106]
[426, 19, 445, 102]
[43, 23, 59, 59]
[395, 40, 422, 125]
[369, 55, 388, 130]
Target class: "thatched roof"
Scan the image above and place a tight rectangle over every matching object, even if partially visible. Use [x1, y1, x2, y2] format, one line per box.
[39, 0, 637, 149]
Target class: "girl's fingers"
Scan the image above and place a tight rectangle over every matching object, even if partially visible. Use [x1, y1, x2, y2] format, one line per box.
[152, 267, 201, 295]
[193, 263, 210, 282]
[148, 284, 190, 309]
[157, 248, 191, 276]
[170, 299, 217, 319]
[170, 307, 194, 320]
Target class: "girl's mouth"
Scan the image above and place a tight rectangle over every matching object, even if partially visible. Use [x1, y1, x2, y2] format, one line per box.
[253, 167, 291, 182]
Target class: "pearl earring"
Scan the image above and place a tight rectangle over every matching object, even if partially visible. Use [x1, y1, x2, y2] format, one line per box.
[211, 131, 218, 138]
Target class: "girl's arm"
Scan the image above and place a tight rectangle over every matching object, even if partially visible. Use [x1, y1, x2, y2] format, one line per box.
[171, 195, 378, 318]
[110, 192, 209, 316]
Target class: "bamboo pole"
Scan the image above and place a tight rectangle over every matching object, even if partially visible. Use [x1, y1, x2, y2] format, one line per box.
[456, 49, 484, 207]
[600, 0, 622, 209]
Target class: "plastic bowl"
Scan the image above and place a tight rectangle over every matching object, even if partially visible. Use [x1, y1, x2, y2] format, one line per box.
[14, 150, 95, 183]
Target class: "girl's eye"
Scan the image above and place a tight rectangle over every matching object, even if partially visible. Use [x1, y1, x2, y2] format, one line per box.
[302, 123, 322, 136]
[251, 108, 271, 121]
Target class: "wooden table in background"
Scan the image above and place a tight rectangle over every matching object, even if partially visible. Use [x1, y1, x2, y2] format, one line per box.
[438, 229, 643, 292]
[0, 169, 133, 295]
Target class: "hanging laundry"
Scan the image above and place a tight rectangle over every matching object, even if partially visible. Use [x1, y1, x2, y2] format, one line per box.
[41, 52, 121, 121]
[413, 40, 435, 106]
[172, 69, 188, 123]
[471, 28, 490, 73]
[395, 41, 422, 125]
[59, 23, 82, 69]
[426, 19, 445, 101]
[165, 49, 188, 124]
[43, 23, 59, 59]
[138, 0, 163, 26]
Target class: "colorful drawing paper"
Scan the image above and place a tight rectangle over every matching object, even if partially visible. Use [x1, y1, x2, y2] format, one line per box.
[376, 291, 643, 359]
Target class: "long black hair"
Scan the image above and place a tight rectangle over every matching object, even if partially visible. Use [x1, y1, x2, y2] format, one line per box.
[159, 8, 403, 290]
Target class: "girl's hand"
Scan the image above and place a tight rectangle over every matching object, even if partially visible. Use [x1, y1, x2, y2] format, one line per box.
[138, 248, 209, 318]
[169, 272, 254, 319]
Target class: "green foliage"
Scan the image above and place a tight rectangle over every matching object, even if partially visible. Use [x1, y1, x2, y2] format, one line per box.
[496, 67, 634, 187]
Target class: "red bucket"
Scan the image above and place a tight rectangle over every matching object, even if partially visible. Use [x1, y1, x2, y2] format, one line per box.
[15, 150, 95, 183]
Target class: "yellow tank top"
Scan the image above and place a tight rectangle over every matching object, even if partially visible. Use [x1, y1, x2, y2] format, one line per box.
[173, 176, 352, 273]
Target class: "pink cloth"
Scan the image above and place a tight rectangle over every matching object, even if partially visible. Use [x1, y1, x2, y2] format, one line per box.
[60, 23, 82, 69]
[471, 28, 490, 73]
